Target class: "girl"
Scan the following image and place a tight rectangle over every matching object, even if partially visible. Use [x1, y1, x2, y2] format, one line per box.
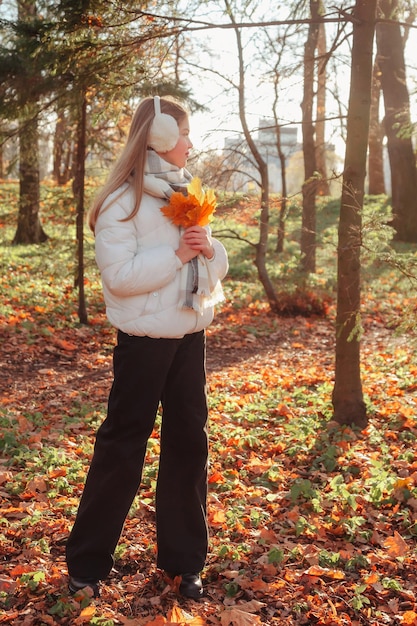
[66, 96, 228, 600]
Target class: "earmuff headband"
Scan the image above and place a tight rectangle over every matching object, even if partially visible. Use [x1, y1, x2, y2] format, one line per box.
[148, 96, 180, 153]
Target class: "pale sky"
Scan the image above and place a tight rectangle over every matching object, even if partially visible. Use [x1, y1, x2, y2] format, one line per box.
[186, 12, 417, 158]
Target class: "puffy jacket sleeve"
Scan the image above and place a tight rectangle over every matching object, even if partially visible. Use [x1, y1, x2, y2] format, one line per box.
[94, 191, 181, 297]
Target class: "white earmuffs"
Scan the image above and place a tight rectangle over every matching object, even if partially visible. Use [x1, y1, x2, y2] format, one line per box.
[148, 96, 180, 153]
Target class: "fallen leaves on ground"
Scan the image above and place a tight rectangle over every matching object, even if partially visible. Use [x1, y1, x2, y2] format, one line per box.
[1, 189, 417, 624]
[1, 299, 417, 625]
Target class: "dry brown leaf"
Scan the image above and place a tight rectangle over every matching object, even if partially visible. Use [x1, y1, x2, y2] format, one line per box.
[220, 608, 261, 626]
[233, 601, 266, 613]
[166, 605, 206, 625]
[144, 617, 167, 626]
[0, 471, 13, 485]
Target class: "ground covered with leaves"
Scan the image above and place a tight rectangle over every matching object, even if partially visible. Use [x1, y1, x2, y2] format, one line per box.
[1, 184, 417, 625]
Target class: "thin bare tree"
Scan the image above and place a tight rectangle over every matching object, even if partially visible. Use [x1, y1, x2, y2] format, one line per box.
[300, 0, 320, 273]
[224, 0, 280, 311]
[316, 8, 331, 196]
[367, 55, 386, 195]
[332, 0, 378, 427]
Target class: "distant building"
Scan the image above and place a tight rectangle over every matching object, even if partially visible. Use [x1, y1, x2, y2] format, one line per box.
[222, 118, 300, 193]
[258, 119, 300, 193]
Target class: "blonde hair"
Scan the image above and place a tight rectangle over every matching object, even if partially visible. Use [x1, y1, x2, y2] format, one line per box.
[88, 96, 188, 232]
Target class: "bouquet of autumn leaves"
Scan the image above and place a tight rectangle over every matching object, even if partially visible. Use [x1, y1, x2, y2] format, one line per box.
[160, 177, 217, 227]
[160, 177, 224, 312]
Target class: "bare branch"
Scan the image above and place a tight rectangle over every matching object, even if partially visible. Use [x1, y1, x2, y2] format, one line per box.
[211, 228, 257, 248]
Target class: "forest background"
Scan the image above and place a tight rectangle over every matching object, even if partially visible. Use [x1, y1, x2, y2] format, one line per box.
[1, 0, 417, 625]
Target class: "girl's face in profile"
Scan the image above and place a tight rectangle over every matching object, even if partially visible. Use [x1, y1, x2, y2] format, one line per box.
[159, 116, 193, 168]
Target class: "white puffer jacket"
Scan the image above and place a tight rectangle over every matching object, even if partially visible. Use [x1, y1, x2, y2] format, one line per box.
[94, 183, 228, 338]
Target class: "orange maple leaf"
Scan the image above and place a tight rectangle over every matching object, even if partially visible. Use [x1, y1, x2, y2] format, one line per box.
[161, 177, 216, 228]
[49, 467, 67, 479]
[210, 509, 227, 526]
[59, 339, 78, 351]
[364, 571, 379, 585]
[383, 531, 409, 557]
[208, 471, 225, 484]
[10, 564, 33, 577]
[401, 611, 417, 625]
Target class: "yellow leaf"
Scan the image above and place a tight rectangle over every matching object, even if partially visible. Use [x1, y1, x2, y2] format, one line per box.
[187, 177, 204, 204]
[209, 509, 227, 526]
[80, 605, 96, 619]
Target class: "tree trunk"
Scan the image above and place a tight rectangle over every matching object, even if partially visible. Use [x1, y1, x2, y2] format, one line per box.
[73, 91, 88, 324]
[377, 0, 417, 242]
[368, 56, 386, 195]
[226, 0, 279, 311]
[316, 17, 330, 196]
[332, 0, 377, 428]
[53, 104, 76, 185]
[53, 108, 68, 184]
[256, 163, 280, 312]
[0, 125, 4, 179]
[276, 124, 288, 254]
[13, 114, 47, 244]
[300, 0, 320, 273]
[270, 43, 288, 253]
[12, 0, 47, 245]
[272, 98, 288, 253]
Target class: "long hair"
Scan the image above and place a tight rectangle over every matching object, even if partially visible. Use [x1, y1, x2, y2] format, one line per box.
[88, 96, 188, 233]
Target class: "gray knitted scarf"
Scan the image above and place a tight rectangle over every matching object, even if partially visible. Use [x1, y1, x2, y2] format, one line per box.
[143, 150, 222, 312]
[143, 150, 199, 305]
[144, 149, 192, 199]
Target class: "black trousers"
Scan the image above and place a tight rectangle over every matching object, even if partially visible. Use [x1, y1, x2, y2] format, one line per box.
[66, 330, 209, 581]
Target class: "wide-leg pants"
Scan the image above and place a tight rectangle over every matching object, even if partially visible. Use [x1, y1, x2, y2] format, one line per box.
[66, 330, 209, 581]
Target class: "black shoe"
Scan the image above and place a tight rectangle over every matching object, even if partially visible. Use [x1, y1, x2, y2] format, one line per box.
[178, 572, 203, 600]
[68, 576, 100, 598]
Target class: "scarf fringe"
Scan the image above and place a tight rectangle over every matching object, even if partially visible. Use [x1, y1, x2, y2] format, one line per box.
[179, 254, 225, 314]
